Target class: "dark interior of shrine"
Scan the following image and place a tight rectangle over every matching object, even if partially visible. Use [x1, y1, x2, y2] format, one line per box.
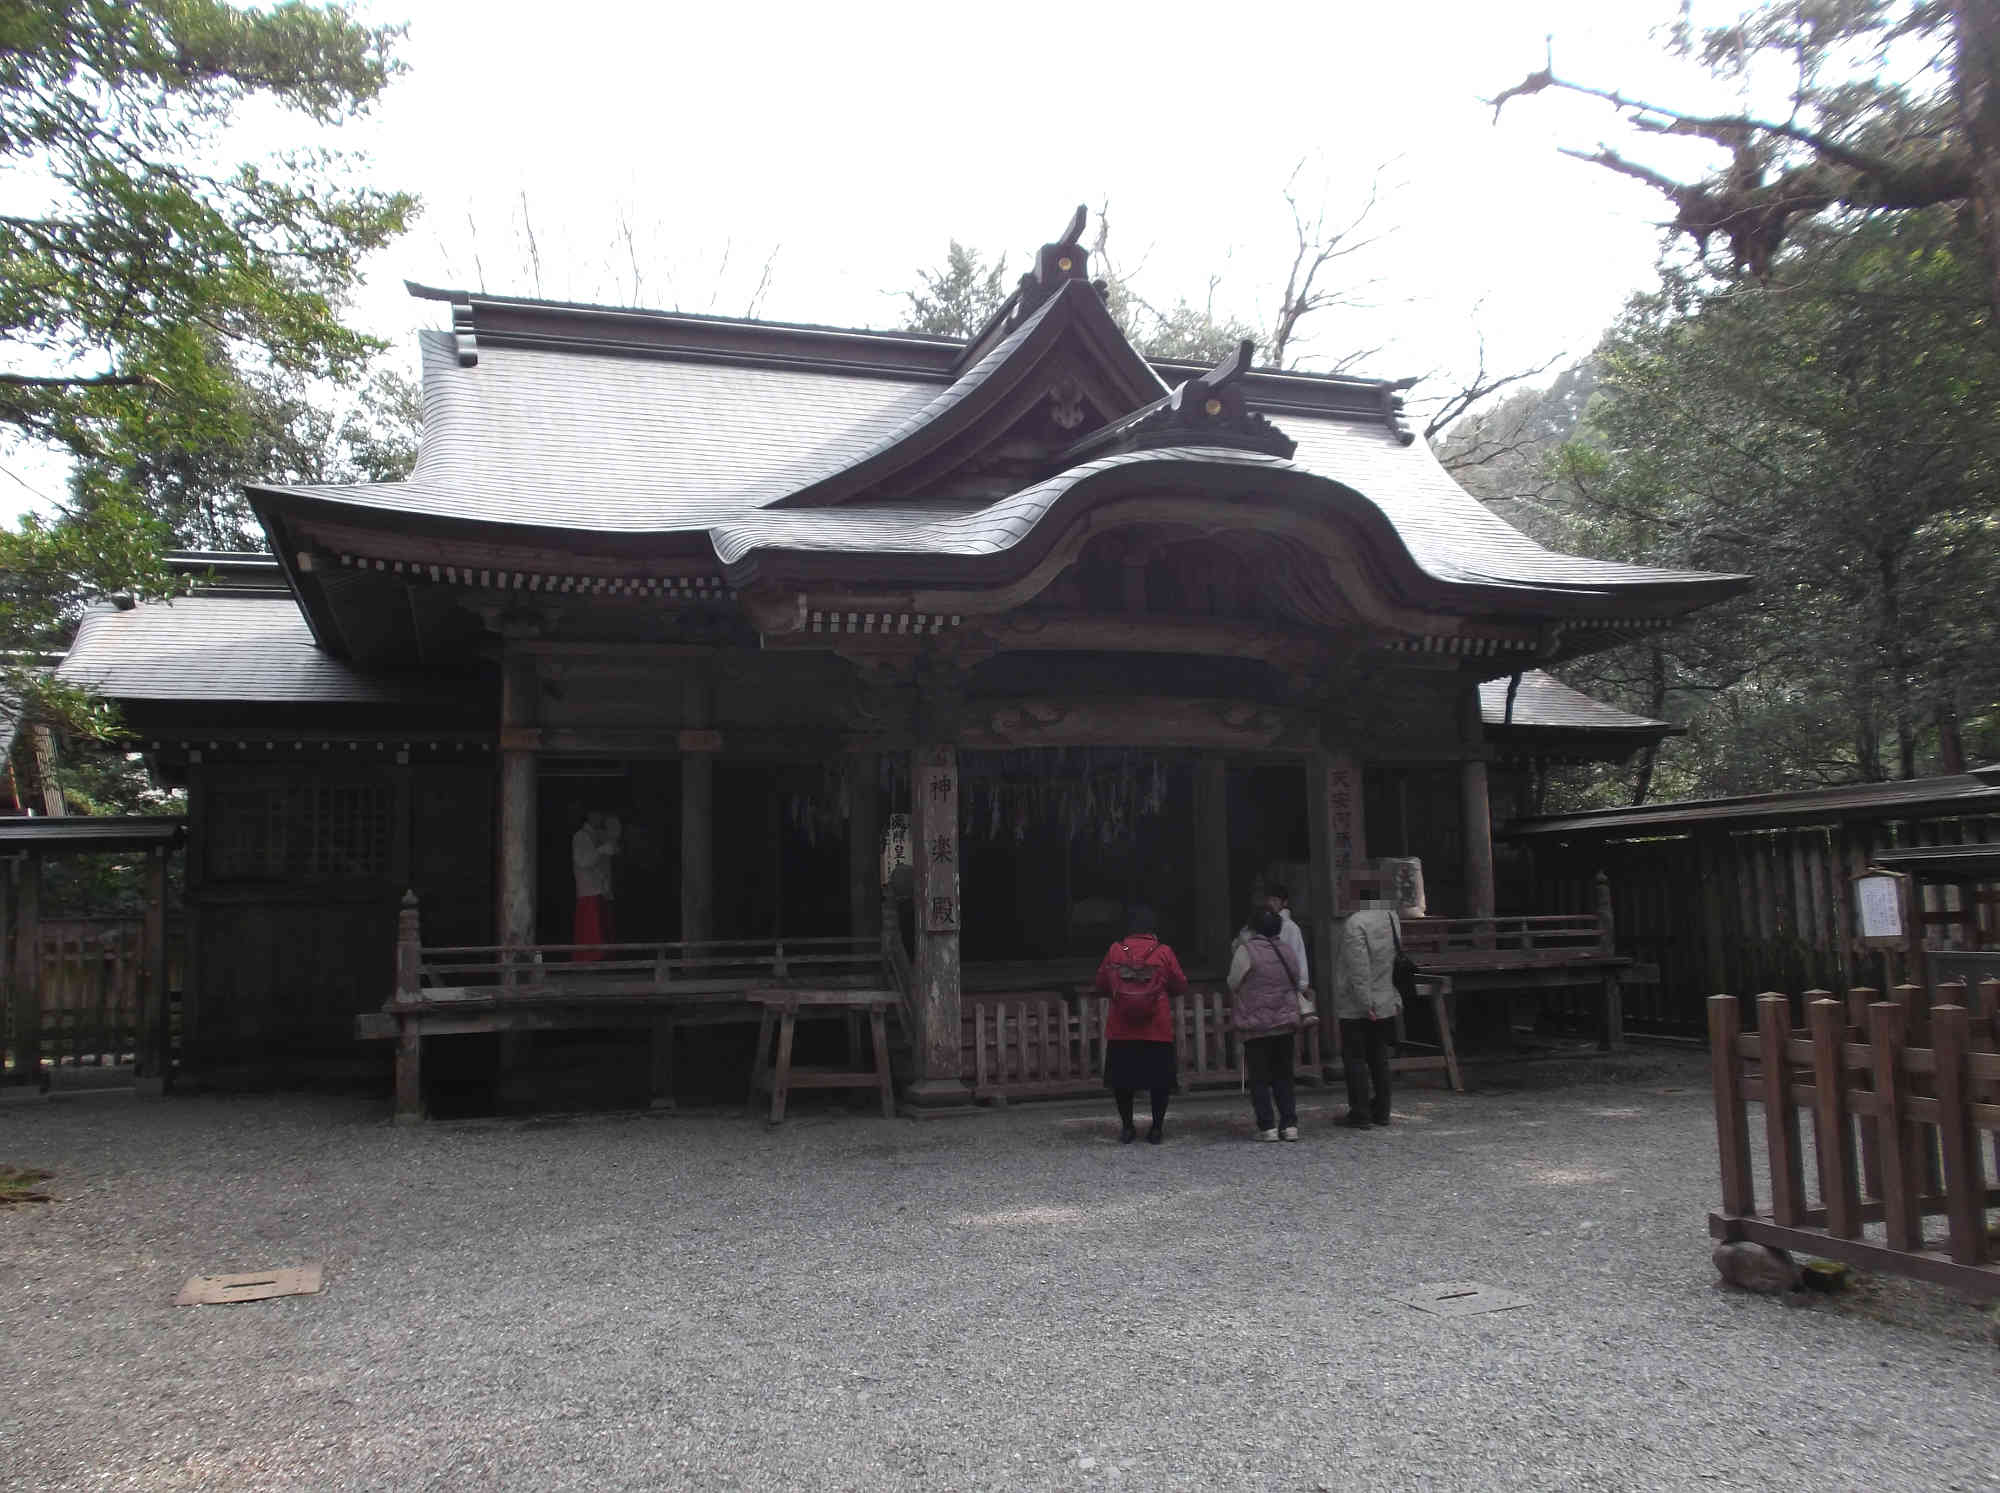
[424, 751, 1473, 1115]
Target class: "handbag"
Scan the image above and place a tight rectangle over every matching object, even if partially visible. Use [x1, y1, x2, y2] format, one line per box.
[1390, 915, 1419, 1002]
[1268, 937, 1316, 1024]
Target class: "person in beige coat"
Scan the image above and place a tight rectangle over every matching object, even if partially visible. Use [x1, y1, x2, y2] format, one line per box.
[1334, 900, 1402, 1127]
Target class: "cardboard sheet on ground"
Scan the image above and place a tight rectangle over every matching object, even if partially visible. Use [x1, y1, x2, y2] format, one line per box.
[1395, 1281, 1528, 1317]
[174, 1264, 323, 1306]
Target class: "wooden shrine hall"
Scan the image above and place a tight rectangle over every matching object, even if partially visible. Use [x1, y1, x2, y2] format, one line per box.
[59, 209, 1748, 1117]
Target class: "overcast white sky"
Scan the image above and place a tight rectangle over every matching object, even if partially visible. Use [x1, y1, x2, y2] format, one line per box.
[344, 0, 1739, 392]
[4, 0, 1751, 510]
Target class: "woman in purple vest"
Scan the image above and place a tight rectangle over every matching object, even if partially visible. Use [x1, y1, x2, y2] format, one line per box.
[1227, 907, 1304, 1141]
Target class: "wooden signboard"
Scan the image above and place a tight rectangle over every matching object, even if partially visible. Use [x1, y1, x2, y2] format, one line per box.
[881, 812, 911, 893]
[1853, 868, 1907, 945]
[917, 750, 959, 934]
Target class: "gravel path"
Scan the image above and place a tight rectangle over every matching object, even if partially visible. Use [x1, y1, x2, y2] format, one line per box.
[1, 1055, 1994, 1492]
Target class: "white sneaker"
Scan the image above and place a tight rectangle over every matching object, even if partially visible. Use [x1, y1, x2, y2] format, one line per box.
[1254, 1128, 1280, 1142]
[1280, 1126, 1299, 1142]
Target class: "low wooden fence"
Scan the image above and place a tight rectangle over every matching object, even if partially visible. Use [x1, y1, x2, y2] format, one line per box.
[1708, 982, 2000, 1301]
[1521, 792, 2000, 1039]
[3, 917, 180, 1072]
[968, 989, 1323, 1102]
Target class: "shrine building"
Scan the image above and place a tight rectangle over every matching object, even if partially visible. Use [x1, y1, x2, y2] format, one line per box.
[58, 210, 1746, 1114]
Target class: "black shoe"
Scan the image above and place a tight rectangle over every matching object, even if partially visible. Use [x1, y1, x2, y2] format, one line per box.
[1119, 1124, 1136, 1145]
[1340, 1112, 1373, 1129]
[1147, 1124, 1164, 1144]
[1372, 1112, 1392, 1127]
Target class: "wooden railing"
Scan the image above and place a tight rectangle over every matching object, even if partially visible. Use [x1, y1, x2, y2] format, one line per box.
[968, 989, 1323, 1101]
[406, 938, 885, 1000]
[1709, 980, 2000, 1300]
[1400, 914, 1610, 963]
[391, 894, 885, 1006]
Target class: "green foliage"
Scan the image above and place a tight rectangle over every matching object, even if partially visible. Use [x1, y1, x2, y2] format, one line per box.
[74, 361, 422, 551]
[898, 241, 1010, 339]
[0, 0, 413, 458]
[0, 0, 414, 736]
[0, 492, 176, 736]
[1498, 207, 1999, 807]
[1131, 295, 1259, 365]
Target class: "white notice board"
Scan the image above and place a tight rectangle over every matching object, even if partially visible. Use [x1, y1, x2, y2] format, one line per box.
[1854, 871, 1905, 942]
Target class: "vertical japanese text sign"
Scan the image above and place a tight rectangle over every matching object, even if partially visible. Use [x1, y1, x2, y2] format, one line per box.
[881, 813, 911, 893]
[920, 748, 959, 934]
[1325, 755, 1362, 914]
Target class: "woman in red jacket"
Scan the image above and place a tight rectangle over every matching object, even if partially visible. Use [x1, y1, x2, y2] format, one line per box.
[1093, 905, 1189, 1144]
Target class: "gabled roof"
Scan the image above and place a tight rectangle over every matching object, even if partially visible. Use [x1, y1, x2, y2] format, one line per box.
[1479, 671, 1678, 736]
[768, 279, 1168, 508]
[59, 596, 449, 705]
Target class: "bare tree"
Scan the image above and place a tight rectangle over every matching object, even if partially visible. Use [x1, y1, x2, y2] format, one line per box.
[1489, 3, 2000, 320]
[1266, 160, 1392, 368]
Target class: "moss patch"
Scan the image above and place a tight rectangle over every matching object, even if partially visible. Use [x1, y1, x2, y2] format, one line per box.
[0, 1166, 54, 1205]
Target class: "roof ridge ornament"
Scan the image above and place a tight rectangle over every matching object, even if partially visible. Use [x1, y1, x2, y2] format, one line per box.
[1002, 205, 1092, 329]
[450, 300, 478, 367]
[1381, 375, 1417, 446]
[1061, 339, 1298, 462]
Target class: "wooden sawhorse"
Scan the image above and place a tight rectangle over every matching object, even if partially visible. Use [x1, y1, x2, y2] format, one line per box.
[747, 988, 898, 1124]
[1329, 976, 1464, 1093]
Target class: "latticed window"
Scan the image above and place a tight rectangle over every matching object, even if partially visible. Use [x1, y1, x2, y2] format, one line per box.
[209, 778, 395, 882]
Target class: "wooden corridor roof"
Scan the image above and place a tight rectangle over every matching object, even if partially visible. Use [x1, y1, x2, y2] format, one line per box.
[1507, 769, 2000, 840]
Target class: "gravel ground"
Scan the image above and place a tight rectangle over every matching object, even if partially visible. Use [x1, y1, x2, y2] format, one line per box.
[1, 1053, 1995, 1493]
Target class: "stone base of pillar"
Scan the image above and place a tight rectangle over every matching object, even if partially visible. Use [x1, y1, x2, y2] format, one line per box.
[134, 1075, 167, 1098]
[899, 1076, 976, 1116]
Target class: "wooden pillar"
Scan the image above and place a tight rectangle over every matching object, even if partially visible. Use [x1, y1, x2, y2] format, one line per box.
[1193, 756, 1230, 969]
[680, 674, 714, 944]
[847, 753, 880, 940]
[135, 844, 170, 1095]
[1460, 689, 1496, 920]
[498, 652, 538, 954]
[393, 892, 423, 1123]
[9, 851, 41, 1082]
[1307, 747, 1365, 1026]
[907, 742, 968, 1104]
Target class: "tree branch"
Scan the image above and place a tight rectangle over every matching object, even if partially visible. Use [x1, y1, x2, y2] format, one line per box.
[0, 370, 148, 390]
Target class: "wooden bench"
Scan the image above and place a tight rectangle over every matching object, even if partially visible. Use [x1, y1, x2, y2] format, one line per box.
[747, 988, 899, 1124]
[1400, 915, 1631, 1050]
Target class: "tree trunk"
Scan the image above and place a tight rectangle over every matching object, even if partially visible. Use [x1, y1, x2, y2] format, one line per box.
[1876, 543, 1917, 779]
[1956, 0, 2000, 324]
[1629, 641, 1668, 806]
[1937, 696, 1968, 775]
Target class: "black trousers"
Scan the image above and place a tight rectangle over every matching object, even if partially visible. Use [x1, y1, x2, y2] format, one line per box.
[1339, 1016, 1394, 1123]
[1241, 1031, 1297, 1131]
[1113, 1086, 1170, 1129]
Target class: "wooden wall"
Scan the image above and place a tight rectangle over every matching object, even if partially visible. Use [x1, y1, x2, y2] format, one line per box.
[1524, 811, 2000, 1038]
[186, 756, 493, 1074]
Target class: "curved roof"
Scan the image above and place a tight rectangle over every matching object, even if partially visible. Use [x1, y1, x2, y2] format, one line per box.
[248, 275, 1748, 637]
[709, 447, 1733, 614]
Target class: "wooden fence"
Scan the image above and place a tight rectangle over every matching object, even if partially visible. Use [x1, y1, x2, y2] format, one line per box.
[1526, 808, 2000, 1038]
[967, 989, 1323, 1102]
[2, 917, 179, 1072]
[1708, 982, 2000, 1301]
